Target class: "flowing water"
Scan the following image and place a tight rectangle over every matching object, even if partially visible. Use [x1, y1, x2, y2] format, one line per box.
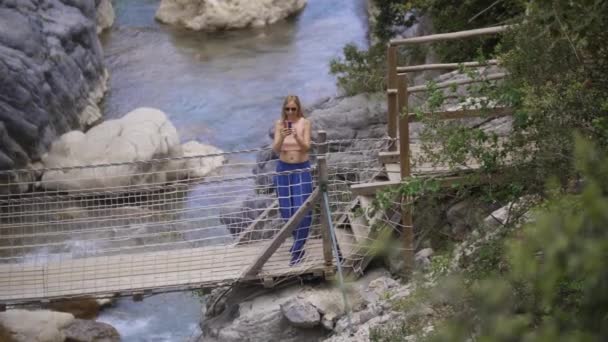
[101, 0, 369, 150]
[96, 1, 369, 340]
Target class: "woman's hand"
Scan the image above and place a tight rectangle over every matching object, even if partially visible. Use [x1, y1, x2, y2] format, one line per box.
[280, 128, 292, 138]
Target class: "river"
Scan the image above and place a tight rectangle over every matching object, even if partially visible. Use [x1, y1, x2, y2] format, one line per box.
[96, 1, 369, 341]
[100, 0, 369, 151]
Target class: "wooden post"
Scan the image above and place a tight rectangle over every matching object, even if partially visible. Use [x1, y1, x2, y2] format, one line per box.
[317, 131, 334, 276]
[387, 45, 398, 151]
[397, 73, 415, 275]
[397, 74, 410, 179]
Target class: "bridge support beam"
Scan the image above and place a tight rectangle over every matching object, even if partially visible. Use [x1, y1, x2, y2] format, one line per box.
[242, 188, 321, 279]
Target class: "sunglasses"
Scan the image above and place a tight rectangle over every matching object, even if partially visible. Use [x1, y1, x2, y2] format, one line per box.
[284, 107, 298, 112]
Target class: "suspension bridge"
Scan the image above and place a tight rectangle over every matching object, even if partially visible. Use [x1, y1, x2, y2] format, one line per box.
[0, 26, 512, 306]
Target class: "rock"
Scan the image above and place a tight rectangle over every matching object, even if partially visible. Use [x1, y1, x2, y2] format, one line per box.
[201, 269, 391, 342]
[48, 297, 105, 320]
[0, 309, 74, 342]
[40, 108, 223, 191]
[178, 140, 226, 179]
[415, 248, 434, 269]
[281, 297, 321, 328]
[40, 107, 179, 190]
[483, 204, 513, 229]
[363, 276, 399, 304]
[0, 0, 107, 173]
[62, 319, 120, 342]
[156, 0, 308, 31]
[204, 287, 231, 318]
[220, 194, 277, 238]
[321, 314, 336, 331]
[251, 146, 279, 193]
[446, 199, 492, 238]
[95, 0, 115, 34]
[202, 285, 325, 342]
[326, 313, 398, 342]
[0, 323, 16, 342]
[388, 286, 412, 303]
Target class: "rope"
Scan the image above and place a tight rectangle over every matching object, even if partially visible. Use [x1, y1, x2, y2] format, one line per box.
[322, 190, 353, 335]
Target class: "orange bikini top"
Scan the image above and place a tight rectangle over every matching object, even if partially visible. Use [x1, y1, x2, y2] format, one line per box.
[281, 119, 306, 152]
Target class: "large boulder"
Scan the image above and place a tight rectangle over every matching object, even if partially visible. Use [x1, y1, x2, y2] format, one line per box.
[281, 298, 321, 328]
[40, 108, 181, 191]
[156, 0, 308, 31]
[0, 309, 74, 342]
[0, 0, 107, 172]
[62, 319, 120, 342]
[95, 0, 115, 34]
[40, 108, 225, 191]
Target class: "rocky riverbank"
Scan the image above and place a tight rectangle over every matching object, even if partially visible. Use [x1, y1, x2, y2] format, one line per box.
[156, 0, 308, 31]
[200, 198, 524, 342]
[0, 0, 113, 172]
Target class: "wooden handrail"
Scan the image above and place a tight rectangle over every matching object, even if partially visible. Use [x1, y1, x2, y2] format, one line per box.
[408, 72, 506, 93]
[397, 59, 498, 73]
[390, 25, 512, 46]
[408, 107, 513, 122]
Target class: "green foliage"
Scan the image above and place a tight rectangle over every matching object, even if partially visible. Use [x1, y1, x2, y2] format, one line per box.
[371, 0, 413, 42]
[410, 0, 524, 61]
[416, 0, 608, 201]
[423, 136, 608, 341]
[329, 43, 386, 96]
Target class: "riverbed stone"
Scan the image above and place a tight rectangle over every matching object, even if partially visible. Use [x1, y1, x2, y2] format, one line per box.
[39, 108, 224, 191]
[201, 269, 391, 342]
[62, 319, 120, 342]
[0, 309, 74, 342]
[178, 140, 226, 179]
[95, 0, 114, 34]
[156, 0, 308, 31]
[281, 298, 321, 328]
[0, 0, 107, 175]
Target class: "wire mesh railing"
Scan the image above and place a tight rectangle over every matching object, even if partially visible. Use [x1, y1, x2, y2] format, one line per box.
[0, 136, 392, 303]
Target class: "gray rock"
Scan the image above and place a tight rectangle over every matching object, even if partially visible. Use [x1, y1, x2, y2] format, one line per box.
[363, 276, 399, 304]
[156, 0, 308, 31]
[62, 319, 120, 342]
[281, 298, 321, 328]
[95, 0, 114, 34]
[415, 248, 434, 269]
[0, 0, 107, 175]
[446, 199, 492, 238]
[201, 269, 392, 342]
[220, 194, 277, 238]
[0, 309, 74, 342]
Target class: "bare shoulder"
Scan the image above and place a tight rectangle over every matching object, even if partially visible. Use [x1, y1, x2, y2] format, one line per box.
[302, 118, 312, 127]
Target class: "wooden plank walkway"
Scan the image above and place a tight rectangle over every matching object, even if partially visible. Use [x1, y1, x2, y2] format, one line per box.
[0, 238, 325, 303]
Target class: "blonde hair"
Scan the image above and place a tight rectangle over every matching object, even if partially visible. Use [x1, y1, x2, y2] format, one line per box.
[281, 95, 304, 121]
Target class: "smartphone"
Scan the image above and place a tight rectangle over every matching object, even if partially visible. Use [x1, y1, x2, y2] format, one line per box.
[287, 121, 292, 129]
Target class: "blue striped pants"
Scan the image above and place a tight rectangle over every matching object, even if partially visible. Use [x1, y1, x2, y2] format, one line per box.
[275, 160, 313, 265]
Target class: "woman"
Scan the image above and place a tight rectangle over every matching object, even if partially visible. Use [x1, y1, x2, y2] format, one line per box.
[272, 95, 312, 266]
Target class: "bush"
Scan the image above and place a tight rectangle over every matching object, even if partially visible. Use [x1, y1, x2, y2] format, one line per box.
[424, 136, 608, 341]
[330, 0, 523, 96]
[329, 43, 387, 96]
